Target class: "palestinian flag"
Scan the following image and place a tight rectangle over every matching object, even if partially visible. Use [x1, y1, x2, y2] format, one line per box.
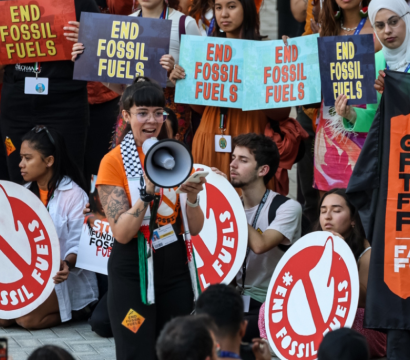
[347, 70, 410, 330]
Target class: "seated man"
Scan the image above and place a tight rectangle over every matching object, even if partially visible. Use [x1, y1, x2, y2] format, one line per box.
[156, 315, 218, 360]
[196, 284, 271, 360]
[214, 133, 302, 341]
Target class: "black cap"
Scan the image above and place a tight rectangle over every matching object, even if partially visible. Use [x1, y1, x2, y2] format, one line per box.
[318, 328, 370, 360]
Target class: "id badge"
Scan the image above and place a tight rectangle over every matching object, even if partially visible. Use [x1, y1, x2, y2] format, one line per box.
[215, 135, 232, 153]
[242, 295, 251, 313]
[152, 224, 178, 250]
[24, 77, 49, 95]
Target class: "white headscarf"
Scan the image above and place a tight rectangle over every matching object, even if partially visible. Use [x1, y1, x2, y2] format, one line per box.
[369, 0, 410, 71]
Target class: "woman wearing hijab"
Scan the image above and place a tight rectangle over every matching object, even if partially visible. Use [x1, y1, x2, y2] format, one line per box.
[336, 0, 410, 132]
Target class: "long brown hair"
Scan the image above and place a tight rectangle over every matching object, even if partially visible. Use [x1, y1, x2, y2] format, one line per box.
[320, 0, 370, 37]
[313, 188, 366, 261]
[189, 0, 213, 25]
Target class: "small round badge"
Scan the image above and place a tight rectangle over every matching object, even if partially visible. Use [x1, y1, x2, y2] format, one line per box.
[35, 84, 45, 93]
[219, 137, 227, 150]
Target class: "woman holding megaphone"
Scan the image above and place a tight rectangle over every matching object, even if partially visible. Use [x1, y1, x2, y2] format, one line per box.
[96, 77, 205, 360]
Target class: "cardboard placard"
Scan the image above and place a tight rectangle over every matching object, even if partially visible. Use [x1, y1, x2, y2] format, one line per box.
[242, 34, 321, 110]
[175, 36, 245, 109]
[0, 0, 76, 65]
[318, 34, 377, 106]
[73, 13, 171, 87]
[191, 164, 248, 291]
[265, 232, 359, 360]
[0, 181, 60, 320]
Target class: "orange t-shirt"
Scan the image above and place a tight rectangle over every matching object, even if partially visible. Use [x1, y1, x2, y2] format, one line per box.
[39, 188, 48, 206]
[96, 145, 145, 205]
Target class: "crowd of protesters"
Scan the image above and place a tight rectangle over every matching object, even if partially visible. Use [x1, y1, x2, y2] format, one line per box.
[1, 0, 410, 358]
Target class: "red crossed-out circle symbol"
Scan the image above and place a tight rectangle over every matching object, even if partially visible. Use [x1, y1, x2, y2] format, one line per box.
[0, 182, 60, 320]
[191, 165, 248, 291]
[265, 232, 359, 360]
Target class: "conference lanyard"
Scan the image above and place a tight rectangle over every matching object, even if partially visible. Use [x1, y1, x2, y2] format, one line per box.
[353, 18, 366, 35]
[139, 5, 168, 19]
[386, 63, 410, 73]
[218, 351, 241, 359]
[241, 189, 270, 294]
[219, 107, 228, 134]
[207, 18, 215, 36]
[34, 62, 40, 79]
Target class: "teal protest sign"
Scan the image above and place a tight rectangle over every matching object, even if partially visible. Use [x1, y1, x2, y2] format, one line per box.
[242, 34, 321, 110]
[175, 35, 245, 109]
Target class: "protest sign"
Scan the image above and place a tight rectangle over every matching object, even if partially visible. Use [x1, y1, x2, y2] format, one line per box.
[318, 34, 377, 107]
[0, 181, 60, 320]
[73, 13, 171, 87]
[347, 71, 410, 331]
[76, 175, 113, 275]
[175, 36, 245, 109]
[242, 34, 321, 110]
[265, 232, 359, 360]
[0, 0, 76, 65]
[191, 165, 248, 291]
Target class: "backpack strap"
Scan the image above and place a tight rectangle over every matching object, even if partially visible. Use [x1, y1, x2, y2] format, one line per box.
[268, 194, 291, 252]
[179, 15, 187, 42]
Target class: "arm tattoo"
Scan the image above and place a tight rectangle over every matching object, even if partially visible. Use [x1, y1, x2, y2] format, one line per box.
[124, 202, 149, 219]
[98, 185, 129, 223]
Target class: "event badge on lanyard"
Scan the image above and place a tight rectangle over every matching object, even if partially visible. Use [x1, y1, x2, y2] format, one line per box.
[24, 62, 49, 95]
[215, 107, 232, 153]
[152, 223, 178, 250]
[241, 189, 270, 312]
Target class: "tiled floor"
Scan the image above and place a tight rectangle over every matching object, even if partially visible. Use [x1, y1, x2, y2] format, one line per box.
[1, 321, 116, 360]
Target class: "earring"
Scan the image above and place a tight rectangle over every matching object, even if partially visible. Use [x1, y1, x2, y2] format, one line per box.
[219, 28, 224, 32]
[359, 2, 368, 18]
[335, 6, 342, 20]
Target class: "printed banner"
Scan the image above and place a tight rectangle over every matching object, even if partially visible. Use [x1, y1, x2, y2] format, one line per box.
[191, 164, 248, 291]
[175, 36, 245, 109]
[385, 114, 410, 297]
[346, 71, 410, 330]
[0, 181, 60, 320]
[0, 0, 76, 65]
[318, 34, 377, 107]
[242, 34, 321, 110]
[265, 232, 359, 360]
[73, 13, 171, 87]
[76, 175, 113, 275]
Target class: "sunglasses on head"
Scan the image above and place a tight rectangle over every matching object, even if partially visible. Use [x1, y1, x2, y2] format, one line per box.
[31, 125, 55, 145]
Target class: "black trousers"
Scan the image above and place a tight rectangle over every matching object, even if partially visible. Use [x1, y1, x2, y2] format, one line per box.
[243, 298, 263, 342]
[107, 235, 194, 360]
[84, 98, 119, 185]
[0, 82, 89, 183]
[387, 330, 410, 360]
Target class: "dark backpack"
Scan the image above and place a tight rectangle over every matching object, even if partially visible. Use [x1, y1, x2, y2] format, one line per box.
[268, 194, 311, 252]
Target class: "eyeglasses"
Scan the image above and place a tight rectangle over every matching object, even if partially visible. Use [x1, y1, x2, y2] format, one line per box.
[128, 110, 169, 123]
[31, 125, 55, 145]
[374, 13, 408, 32]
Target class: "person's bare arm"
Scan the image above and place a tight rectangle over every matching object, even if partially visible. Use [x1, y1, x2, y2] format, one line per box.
[98, 185, 149, 244]
[358, 248, 370, 308]
[290, 0, 308, 23]
[247, 225, 288, 254]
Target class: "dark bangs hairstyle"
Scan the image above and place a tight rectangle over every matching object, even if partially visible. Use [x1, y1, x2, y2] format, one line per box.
[21, 127, 87, 203]
[320, 0, 370, 37]
[215, 0, 261, 40]
[233, 133, 279, 185]
[117, 76, 169, 144]
[314, 188, 366, 261]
